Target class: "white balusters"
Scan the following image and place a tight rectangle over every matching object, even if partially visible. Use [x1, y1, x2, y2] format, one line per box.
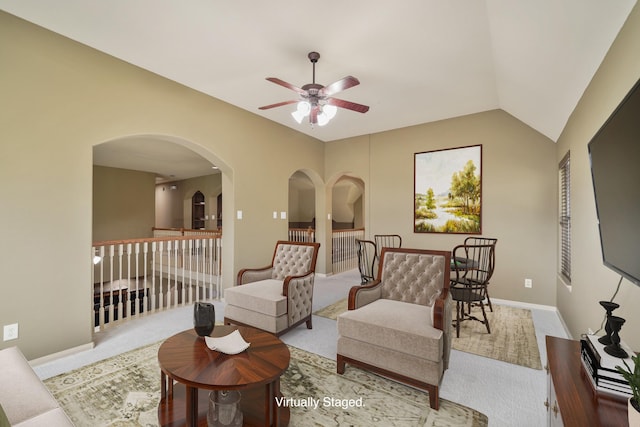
[158, 240, 166, 311]
[288, 227, 315, 242]
[180, 239, 187, 305]
[143, 241, 150, 313]
[331, 229, 364, 273]
[92, 234, 222, 332]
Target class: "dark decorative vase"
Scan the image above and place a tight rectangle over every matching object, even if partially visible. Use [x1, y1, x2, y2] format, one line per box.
[603, 315, 628, 358]
[598, 301, 620, 345]
[194, 302, 215, 337]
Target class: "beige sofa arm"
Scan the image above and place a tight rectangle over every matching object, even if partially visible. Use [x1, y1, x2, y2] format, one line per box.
[0, 347, 74, 426]
[347, 280, 382, 310]
[236, 266, 273, 285]
[433, 289, 453, 370]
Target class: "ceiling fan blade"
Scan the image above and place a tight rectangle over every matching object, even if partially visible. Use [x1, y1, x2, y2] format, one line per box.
[327, 97, 370, 113]
[259, 100, 298, 110]
[320, 76, 360, 97]
[265, 77, 306, 95]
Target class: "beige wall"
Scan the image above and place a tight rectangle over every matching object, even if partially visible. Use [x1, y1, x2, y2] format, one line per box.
[555, 2, 640, 350]
[0, 11, 324, 359]
[155, 174, 222, 230]
[326, 110, 558, 306]
[93, 166, 156, 242]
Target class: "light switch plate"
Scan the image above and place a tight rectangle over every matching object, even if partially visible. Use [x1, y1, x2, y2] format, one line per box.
[3, 323, 18, 341]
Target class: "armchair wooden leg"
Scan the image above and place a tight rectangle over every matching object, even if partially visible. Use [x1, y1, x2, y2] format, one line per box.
[428, 384, 439, 410]
[306, 316, 312, 329]
[336, 354, 346, 374]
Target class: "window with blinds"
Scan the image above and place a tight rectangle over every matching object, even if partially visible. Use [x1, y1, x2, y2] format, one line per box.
[559, 152, 571, 283]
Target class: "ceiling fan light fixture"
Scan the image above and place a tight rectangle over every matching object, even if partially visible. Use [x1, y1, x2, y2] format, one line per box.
[291, 110, 305, 124]
[291, 101, 311, 123]
[323, 104, 337, 120]
[317, 113, 329, 126]
[297, 101, 311, 115]
[317, 104, 337, 126]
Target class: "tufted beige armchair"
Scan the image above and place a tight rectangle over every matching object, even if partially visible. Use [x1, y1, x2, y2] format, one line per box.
[224, 240, 320, 336]
[337, 247, 452, 410]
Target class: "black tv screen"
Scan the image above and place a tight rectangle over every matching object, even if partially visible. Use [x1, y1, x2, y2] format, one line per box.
[588, 77, 640, 287]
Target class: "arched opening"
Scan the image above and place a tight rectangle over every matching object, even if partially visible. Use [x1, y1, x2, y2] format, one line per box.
[92, 134, 232, 330]
[329, 174, 365, 274]
[332, 176, 364, 230]
[191, 191, 205, 229]
[288, 171, 316, 241]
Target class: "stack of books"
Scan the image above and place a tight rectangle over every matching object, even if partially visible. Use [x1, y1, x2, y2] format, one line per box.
[580, 334, 635, 398]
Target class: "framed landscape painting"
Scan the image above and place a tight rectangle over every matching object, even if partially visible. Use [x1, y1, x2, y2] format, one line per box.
[414, 145, 482, 234]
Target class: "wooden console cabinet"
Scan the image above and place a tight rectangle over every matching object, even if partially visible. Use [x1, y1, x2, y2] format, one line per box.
[545, 336, 628, 426]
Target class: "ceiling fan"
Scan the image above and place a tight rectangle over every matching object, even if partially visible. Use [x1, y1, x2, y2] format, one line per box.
[259, 51, 369, 126]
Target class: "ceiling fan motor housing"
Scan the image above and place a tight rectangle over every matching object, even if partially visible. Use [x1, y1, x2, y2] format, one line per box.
[308, 51, 320, 63]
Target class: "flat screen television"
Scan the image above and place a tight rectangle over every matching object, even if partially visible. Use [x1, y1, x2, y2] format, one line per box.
[588, 77, 640, 287]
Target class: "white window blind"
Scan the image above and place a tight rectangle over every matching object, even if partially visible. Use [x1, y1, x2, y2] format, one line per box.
[559, 152, 571, 282]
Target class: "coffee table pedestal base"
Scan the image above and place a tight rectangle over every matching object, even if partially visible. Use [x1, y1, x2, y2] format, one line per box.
[158, 382, 290, 427]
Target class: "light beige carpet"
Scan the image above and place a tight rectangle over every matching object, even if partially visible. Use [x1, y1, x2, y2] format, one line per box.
[44, 340, 488, 427]
[315, 299, 542, 370]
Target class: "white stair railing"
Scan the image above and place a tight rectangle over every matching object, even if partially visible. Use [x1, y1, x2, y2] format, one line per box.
[92, 232, 222, 332]
[331, 228, 364, 274]
[288, 227, 315, 242]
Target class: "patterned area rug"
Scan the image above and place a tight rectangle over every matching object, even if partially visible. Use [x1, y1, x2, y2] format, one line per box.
[44, 341, 488, 427]
[313, 297, 348, 319]
[315, 299, 542, 370]
[452, 304, 542, 370]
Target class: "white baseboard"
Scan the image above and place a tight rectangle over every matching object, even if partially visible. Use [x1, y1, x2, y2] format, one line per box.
[29, 342, 95, 367]
[554, 309, 573, 340]
[491, 298, 556, 311]
[316, 272, 333, 278]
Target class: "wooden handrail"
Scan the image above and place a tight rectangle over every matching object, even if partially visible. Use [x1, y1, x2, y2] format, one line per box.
[93, 233, 221, 247]
[152, 227, 221, 234]
[92, 228, 222, 246]
[332, 227, 365, 233]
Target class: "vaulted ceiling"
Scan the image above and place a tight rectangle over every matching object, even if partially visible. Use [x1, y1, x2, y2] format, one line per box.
[1, 1, 636, 177]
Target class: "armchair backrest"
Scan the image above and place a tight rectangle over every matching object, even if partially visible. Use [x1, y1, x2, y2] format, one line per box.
[356, 239, 378, 284]
[377, 248, 450, 306]
[271, 241, 320, 280]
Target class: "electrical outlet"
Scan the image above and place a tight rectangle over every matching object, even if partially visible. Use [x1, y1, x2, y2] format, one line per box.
[525, 278, 533, 288]
[3, 323, 18, 341]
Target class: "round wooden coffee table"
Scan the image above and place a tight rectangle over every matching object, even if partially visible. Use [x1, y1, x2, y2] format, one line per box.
[157, 325, 290, 427]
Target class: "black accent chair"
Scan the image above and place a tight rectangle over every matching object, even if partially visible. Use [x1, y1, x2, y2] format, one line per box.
[373, 234, 402, 259]
[355, 239, 378, 285]
[462, 237, 497, 311]
[450, 242, 496, 338]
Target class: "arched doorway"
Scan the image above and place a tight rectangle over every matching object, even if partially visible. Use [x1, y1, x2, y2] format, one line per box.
[329, 175, 365, 274]
[92, 134, 234, 329]
[288, 171, 316, 241]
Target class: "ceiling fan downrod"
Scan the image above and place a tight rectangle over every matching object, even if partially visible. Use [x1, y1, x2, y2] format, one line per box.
[308, 51, 320, 85]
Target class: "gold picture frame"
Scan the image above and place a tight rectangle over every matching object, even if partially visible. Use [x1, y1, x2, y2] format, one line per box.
[414, 145, 482, 234]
